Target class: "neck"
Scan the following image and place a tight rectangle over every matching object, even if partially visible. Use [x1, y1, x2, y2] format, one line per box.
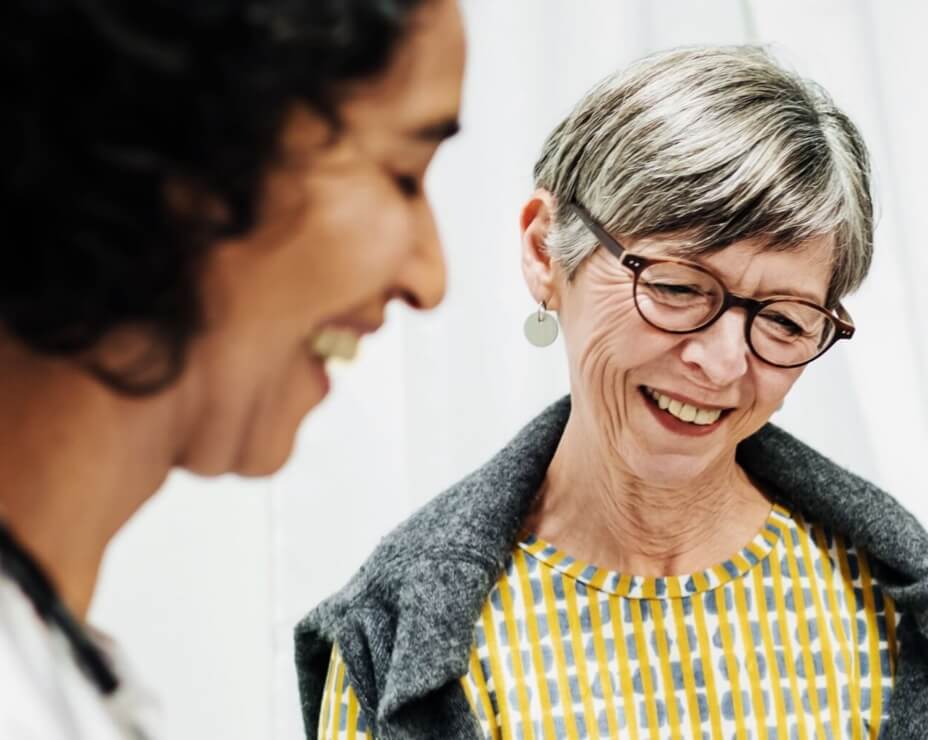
[525, 408, 771, 577]
[0, 342, 181, 620]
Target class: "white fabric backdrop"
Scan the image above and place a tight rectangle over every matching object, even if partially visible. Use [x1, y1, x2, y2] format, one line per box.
[89, 2, 928, 738]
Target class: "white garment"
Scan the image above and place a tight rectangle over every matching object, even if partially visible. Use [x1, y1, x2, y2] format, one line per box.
[0, 577, 158, 739]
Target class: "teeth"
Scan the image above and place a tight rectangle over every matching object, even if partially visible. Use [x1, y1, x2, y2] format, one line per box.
[679, 403, 697, 423]
[311, 328, 360, 362]
[646, 387, 724, 426]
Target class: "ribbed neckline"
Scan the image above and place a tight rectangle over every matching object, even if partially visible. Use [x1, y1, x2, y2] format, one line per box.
[517, 503, 792, 599]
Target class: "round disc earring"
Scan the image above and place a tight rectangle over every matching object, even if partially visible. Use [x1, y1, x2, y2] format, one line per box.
[523, 301, 559, 347]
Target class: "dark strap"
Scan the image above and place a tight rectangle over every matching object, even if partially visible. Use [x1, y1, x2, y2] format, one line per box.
[0, 521, 119, 695]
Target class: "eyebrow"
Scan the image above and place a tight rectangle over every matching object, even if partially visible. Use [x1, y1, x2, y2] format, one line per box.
[658, 245, 828, 305]
[407, 116, 461, 143]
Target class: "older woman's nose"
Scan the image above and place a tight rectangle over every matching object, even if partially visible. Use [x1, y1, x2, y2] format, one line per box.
[679, 310, 750, 386]
[396, 200, 447, 311]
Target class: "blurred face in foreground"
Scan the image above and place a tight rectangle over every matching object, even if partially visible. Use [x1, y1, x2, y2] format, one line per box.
[180, 0, 466, 475]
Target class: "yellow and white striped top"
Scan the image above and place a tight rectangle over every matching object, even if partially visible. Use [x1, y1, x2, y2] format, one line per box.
[320, 505, 899, 739]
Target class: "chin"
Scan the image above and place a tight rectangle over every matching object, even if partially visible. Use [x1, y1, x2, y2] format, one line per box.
[181, 413, 303, 478]
[233, 428, 302, 477]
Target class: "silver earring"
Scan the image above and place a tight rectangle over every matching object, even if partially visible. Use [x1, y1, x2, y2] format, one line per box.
[523, 301, 559, 347]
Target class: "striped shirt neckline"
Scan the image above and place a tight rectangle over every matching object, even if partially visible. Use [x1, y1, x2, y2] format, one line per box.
[517, 502, 791, 599]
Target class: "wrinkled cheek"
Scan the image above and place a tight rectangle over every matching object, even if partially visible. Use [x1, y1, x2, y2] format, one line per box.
[572, 332, 630, 448]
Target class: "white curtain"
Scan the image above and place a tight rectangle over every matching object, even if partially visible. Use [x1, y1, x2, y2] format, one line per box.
[89, 3, 928, 738]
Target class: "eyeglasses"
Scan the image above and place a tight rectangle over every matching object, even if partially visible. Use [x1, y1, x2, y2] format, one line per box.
[569, 202, 855, 369]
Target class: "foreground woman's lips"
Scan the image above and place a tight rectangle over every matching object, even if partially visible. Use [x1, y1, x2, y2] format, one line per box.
[643, 386, 728, 426]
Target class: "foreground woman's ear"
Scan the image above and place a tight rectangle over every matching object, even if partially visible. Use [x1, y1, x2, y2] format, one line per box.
[520, 189, 561, 311]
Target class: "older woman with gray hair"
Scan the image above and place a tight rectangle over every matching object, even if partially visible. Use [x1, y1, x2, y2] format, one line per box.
[296, 46, 928, 740]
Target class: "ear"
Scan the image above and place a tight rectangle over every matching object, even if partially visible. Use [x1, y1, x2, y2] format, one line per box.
[520, 189, 561, 310]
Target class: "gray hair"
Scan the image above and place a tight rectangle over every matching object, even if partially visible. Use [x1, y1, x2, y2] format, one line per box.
[534, 46, 873, 307]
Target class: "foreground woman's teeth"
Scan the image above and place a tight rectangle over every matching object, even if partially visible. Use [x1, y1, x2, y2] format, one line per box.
[647, 388, 723, 426]
[311, 328, 360, 362]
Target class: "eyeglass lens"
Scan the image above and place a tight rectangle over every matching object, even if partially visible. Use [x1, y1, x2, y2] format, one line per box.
[634, 262, 835, 366]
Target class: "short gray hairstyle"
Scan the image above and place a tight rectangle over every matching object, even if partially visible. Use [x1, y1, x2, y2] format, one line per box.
[534, 46, 873, 307]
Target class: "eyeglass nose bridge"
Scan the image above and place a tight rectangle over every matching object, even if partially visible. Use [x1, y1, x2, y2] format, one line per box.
[713, 292, 768, 344]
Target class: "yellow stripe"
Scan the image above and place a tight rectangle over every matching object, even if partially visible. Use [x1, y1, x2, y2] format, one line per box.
[481, 599, 514, 738]
[766, 523, 809, 740]
[319, 648, 338, 740]
[693, 572, 711, 591]
[886, 595, 898, 676]
[732, 577, 767, 740]
[513, 551, 557, 739]
[794, 516, 842, 736]
[813, 527, 862, 740]
[588, 568, 611, 591]
[345, 684, 360, 740]
[564, 577, 601, 740]
[650, 600, 682, 740]
[836, 536, 863, 736]
[630, 600, 661, 740]
[778, 519, 828, 740]
[715, 588, 748, 740]
[587, 587, 620, 738]
[691, 593, 724, 738]
[538, 560, 581, 740]
[617, 573, 632, 594]
[669, 598, 702, 739]
[520, 539, 549, 558]
[608, 598, 641, 740]
[468, 648, 500, 738]
[857, 550, 884, 734]
[750, 561, 788, 733]
[497, 565, 536, 740]
[331, 658, 346, 740]
[459, 671, 479, 717]
[563, 559, 588, 580]
[761, 530, 780, 548]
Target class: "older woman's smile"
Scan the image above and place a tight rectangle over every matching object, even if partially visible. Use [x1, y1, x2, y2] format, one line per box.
[639, 385, 732, 435]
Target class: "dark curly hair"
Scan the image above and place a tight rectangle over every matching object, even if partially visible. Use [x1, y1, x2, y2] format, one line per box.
[0, 0, 430, 393]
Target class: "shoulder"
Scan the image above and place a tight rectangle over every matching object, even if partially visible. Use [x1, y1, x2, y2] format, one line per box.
[0, 579, 156, 740]
[0, 579, 81, 737]
[740, 423, 928, 553]
[312, 396, 574, 624]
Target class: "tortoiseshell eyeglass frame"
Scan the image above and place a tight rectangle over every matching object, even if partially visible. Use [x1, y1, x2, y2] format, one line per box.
[569, 202, 856, 369]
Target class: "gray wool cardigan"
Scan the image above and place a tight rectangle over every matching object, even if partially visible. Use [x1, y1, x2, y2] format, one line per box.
[295, 396, 928, 739]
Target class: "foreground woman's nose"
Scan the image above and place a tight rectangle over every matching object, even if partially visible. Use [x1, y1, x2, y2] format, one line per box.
[679, 310, 750, 386]
[396, 200, 447, 311]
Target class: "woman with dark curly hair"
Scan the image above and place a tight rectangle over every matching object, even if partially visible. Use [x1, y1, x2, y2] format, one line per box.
[0, 0, 464, 736]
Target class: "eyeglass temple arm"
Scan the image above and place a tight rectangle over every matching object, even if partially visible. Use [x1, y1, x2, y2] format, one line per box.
[569, 202, 627, 261]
